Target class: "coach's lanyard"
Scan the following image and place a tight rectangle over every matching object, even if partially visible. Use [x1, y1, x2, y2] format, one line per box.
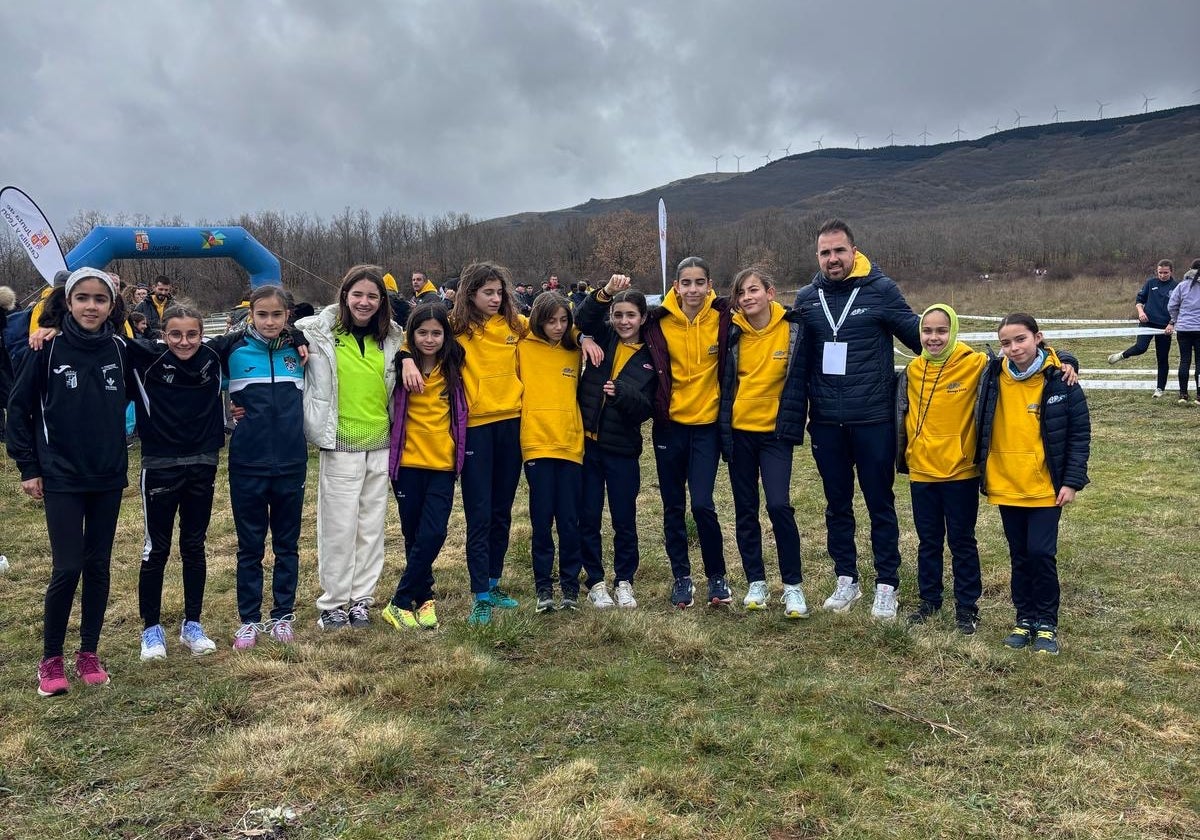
[817, 287, 860, 341]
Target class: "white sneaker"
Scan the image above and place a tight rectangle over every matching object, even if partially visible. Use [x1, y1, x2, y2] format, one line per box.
[743, 580, 769, 610]
[1153, 388, 1164, 398]
[782, 584, 809, 619]
[179, 620, 218, 656]
[614, 580, 637, 609]
[871, 584, 899, 620]
[822, 575, 862, 612]
[140, 625, 167, 661]
[588, 581, 615, 609]
[1107, 351, 1124, 364]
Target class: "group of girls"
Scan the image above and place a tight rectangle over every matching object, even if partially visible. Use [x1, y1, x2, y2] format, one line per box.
[9, 256, 1093, 699]
[11, 273, 310, 696]
[898, 305, 1090, 654]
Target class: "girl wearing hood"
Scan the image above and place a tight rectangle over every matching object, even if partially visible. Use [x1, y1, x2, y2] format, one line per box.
[517, 293, 590, 612]
[976, 313, 1090, 656]
[716, 269, 809, 617]
[896, 304, 986, 633]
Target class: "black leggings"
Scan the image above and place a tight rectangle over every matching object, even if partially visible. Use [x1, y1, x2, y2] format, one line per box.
[1176, 331, 1200, 397]
[43, 489, 123, 658]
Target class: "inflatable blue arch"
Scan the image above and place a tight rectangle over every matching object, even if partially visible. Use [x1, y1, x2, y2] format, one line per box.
[65, 226, 280, 287]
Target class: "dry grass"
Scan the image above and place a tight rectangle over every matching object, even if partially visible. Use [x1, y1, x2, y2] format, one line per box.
[0, 275, 1197, 838]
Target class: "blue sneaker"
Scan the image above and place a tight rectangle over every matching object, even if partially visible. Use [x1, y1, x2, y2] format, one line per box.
[179, 621, 217, 656]
[671, 576, 695, 609]
[140, 625, 167, 661]
[488, 586, 519, 609]
[469, 599, 493, 626]
[707, 576, 733, 607]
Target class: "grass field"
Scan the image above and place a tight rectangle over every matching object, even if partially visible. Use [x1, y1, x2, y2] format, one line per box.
[1, 275, 1196, 839]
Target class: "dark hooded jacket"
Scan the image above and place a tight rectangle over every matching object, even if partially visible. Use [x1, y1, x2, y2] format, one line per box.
[792, 252, 919, 425]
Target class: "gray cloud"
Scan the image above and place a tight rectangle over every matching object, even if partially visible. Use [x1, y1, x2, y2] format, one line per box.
[1, 0, 1196, 228]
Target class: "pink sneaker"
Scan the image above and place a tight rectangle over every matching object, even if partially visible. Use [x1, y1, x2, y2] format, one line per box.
[232, 622, 260, 650]
[74, 651, 110, 687]
[37, 655, 70, 697]
[268, 614, 295, 644]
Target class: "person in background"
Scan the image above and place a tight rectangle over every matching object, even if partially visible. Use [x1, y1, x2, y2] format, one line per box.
[439, 277, 458, 304]
[0, 284, 14, 443]
[135, 275, 173, 333]
[1107, 259, 1177, 398]
[1165, 259, 1200, 404]
[411, 271, 441, 304]
[382, 273, 412, 329]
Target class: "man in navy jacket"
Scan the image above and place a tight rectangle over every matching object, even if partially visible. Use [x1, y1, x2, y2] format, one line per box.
[793, 219, 920, 620]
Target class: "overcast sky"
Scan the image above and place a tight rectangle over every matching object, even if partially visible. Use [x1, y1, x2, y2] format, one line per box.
[1, 0, 1197, 229]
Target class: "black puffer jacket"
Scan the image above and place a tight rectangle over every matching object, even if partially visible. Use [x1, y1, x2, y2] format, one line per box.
[793, 258, 920, 425]
[975, 354, 1091, 495]
[717, 312, 807, 459]
[575, 293, 657, 457]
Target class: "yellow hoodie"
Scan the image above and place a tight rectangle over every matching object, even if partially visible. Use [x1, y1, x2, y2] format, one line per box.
[415, 279, 438, 298]
[985, 348, 1060, 507]
[517, 335, 583, 463]
[456, 314, 527, 427]
[904, 341, 986, 482]
[731, 301, 790, 432]
[660, 288, 721, 424]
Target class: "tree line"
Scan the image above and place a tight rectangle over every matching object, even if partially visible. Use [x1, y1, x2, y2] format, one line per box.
[2, 202, 1195, 312]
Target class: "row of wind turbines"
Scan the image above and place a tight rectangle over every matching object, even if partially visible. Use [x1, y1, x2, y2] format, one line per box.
[711, 91, 1200, 172]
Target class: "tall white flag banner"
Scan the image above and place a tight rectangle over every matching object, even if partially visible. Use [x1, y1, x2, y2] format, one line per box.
[0, 186, 67, 284]
[658, 198, 667, 296]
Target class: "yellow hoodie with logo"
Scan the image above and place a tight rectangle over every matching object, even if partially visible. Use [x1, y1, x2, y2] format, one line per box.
[985, 348, 1060, 506]
[904, 341, 986, 482]
[731, 301, 790, 432]
[456, 314, 527, 427]
[517, 335, 583, 463]
[660, 288, 721, 425]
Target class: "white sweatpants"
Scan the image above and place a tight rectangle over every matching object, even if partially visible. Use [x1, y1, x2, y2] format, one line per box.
[315, 448, 390, 611]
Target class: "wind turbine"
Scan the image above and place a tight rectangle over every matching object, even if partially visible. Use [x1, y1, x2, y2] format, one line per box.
[712, 154, 722, 173]
[812, 136, 823, 150]
[918, 126, 930, 145]
[780, 144, 792, 156]
[990, 120, 1001, 134]
[886, 130, 899, 146]
[1052, 105, 1065, 123]
[1013, 109, 1027, 127]
[733, 154, 744, 172]
[762, 151, 772, 165]
[1097, 100, 1110, 118]
[953, 123, 965, 141]
[1143, 93, 1156, 113]
[855, 133, 866, 149]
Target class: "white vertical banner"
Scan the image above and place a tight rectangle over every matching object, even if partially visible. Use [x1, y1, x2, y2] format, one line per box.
[657, 198, 667, 296]
[0, 186, 67, 284]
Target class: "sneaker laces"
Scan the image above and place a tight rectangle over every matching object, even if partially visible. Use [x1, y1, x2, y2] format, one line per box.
[348, 602, 369, 622]
[75, 652, 104, 677]
[235, 622, 262, 641]
[834, 579, 856, 600]
[40, 656, 66, 679]
[872, 587, 893, 610]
